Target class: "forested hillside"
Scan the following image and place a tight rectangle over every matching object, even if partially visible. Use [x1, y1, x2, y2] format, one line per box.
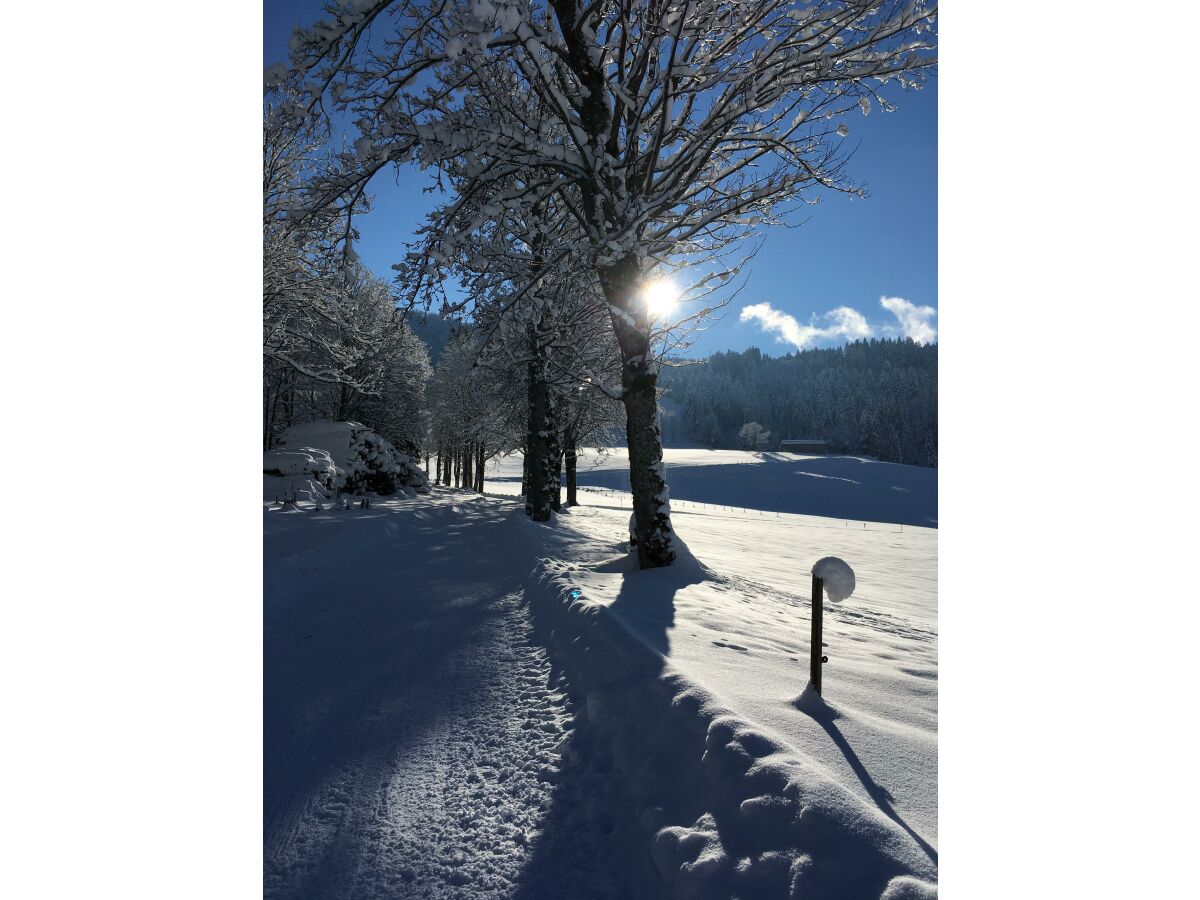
[406, 313, 456, 366]
[660, 339, 937, 466]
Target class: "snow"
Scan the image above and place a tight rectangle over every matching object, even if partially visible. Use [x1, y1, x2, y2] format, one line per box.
[264, 449, 937, 896]
[264, 492, 626, 898]
[813, 556, 856, 602]
[263, 474, 329, 507]
[489, 447, 938, 527]
[276, 420, 427, 493]
[263, 447, 339, 481]
[504, 450, 935, 881]
[526, 503, 937, 894]
[523, 497, 939, 858]
[483, 449, 936, 863]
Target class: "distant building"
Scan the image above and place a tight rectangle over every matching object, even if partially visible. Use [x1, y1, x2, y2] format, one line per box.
[780, 438, 828, 454]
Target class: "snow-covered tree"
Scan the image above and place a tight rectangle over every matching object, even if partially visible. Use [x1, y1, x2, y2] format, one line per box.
[400, 139, 625, 519]
[429, 326, 525, 493]
[263, 85, 367, 408]
[284, 0, 937, 565]
[738, 421, 771, 451]
[316, 266, 433, 454]
[264, 87, 433, 451]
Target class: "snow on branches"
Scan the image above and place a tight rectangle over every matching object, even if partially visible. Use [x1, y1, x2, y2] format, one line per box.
[282, 0, 937, 566]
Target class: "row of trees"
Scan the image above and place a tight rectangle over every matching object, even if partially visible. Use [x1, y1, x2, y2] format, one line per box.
[662, 339, 937, 466]
[425, 325, 624, 508]
[277, 0, 936, 567]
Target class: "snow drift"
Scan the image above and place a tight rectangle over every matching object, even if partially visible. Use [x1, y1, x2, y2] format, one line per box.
[527, 547, 937, 899]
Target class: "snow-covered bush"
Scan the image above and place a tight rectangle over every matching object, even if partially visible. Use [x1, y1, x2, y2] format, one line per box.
[276, 420, 428, 494]
[263, 447, 342, 506]
[263, 447, 340, 484]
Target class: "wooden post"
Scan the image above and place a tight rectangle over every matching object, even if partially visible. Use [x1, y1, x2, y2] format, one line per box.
[810, 573, 824, 695]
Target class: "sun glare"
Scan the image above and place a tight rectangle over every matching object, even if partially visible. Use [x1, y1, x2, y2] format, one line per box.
[642, 278, 680, 320]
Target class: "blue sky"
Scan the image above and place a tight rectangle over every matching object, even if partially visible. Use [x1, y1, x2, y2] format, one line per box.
[265, 1, 936, 358]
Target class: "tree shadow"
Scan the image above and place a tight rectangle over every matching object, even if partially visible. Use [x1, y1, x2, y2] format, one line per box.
[793, 686, 938, 865]
[603, 537, 709, 657]
[263, 503, 534, 898]
[513, 540, 711, 897]
[510, 660, 630, 900]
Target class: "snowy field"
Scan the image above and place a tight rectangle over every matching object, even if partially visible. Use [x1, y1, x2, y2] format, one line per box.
[486, 459, 938, 854]
[560, 507, 936, 847]
[488, 448, 938, 527]
[264, 451, 937, 896]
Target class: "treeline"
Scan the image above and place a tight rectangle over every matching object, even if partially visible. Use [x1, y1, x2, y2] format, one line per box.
[661, 339, 937, 467]
[262, 91, 431, 456]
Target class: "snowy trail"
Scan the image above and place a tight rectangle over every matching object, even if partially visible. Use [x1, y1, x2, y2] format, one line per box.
[264, 492, 621, 899]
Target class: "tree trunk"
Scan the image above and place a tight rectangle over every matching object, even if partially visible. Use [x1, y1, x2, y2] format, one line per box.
[335, 382, 350, 422]
[424, 453, 430, 477]
[622, 378, 674, 567]
[463, 441, 474, 492]
[600, 254, 676, 568]
[548, 398, 562, 512]
[475, 444, 485, 492]
[564, 431, 578, 507]
[282, 383, 294, 433]
[264, 371, 282, 450]
[551, 448, 563, 511]
[525, 351, 553, 521]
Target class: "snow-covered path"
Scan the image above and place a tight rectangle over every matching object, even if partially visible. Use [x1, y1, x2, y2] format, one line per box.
[264, 493, 620, 899]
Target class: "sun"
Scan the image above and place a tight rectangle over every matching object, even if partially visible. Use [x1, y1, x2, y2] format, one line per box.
[641, 278, 680, 320]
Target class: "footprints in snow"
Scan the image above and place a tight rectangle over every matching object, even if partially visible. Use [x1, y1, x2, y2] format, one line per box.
[265, 594, 611, 900]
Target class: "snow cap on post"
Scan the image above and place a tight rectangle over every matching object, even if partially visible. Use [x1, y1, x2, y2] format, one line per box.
[812, 557, 856, 603]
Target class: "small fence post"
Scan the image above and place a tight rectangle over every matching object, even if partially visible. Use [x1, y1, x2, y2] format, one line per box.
[810, 573, 824, 695]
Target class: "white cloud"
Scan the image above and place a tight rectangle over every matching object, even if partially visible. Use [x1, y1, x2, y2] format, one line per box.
[740, 296, 938, 350]
[880, 296, 937, 343]
[739, 302, 872, 350]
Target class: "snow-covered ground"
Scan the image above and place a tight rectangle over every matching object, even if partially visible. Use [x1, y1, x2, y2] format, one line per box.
[531, 500, 936, 851]
[485, 452, 937, 851]
[264, 494, 626, 898]
[265, 450, 937, 896]
[488, 448, 938, 527]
